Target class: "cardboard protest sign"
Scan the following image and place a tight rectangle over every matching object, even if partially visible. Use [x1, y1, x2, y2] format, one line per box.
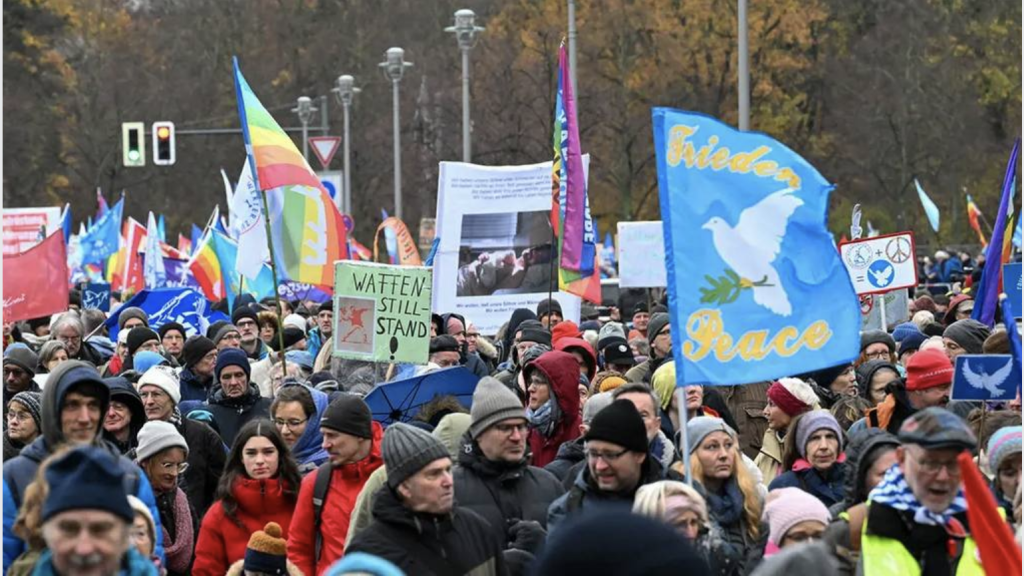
[617, 221, 666, 288]
[839, 232, 917, 296]
[333, 261, 432, 364]
[952, 354, 1019, 402]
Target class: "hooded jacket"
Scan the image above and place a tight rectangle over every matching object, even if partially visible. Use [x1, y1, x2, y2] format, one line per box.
[288, 421, 385, 576]
[850, 381, 917, 436]
[544, 437, 585, 484]
[2, 361, 165, 571]
[178, 365, 212, 403]
[280, 383, 330, 475]
[553, 338, 597, 382]
[346, 484, 508, 576]
[453, 433, 566, 542]
[828, 429, 899, 516]
[439, 312, 490, 379]
[855, 360, 900, 402]
[202, 382, 272, 446]
[102, 376, 146, 455]
[192, 476, 296, 576]
[524, 352, 582, 468]
[499, 309, 538, 364]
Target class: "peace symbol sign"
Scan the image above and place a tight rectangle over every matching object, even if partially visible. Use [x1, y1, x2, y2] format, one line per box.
[885, 236, 912, 263]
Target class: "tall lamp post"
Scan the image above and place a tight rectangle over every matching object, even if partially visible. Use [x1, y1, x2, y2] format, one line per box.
[380, 47, 413, 220]
[445, 9, 485, 163]
[291, 96, 317, 161]
[737, 0, 750, 131]
[332, 75, 360, 215]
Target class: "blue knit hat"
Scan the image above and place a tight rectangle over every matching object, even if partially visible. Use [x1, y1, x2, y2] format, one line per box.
[891, 322, 921, 343]
[215, 347, 251, 381]
[42, 446, 133, 522]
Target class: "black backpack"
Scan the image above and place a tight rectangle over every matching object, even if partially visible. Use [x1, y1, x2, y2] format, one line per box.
[311, 462, 333, 562]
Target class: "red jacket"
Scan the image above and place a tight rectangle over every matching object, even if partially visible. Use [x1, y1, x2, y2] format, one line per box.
[525, 351, 583, 467]
[287, 421, 384, 576]
[192, 476, 296, 576]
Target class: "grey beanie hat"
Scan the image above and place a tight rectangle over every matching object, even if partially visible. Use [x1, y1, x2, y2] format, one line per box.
[117, 306, 149, 329]
[3, 344, 38, 377]
[135, 420, 189, 463]
[686, 416, 737, 454]
[943, 319, 991, 355]
[647, 313, 670, 345]
[469, 376, 526, 439]
[383, 423, 450, 489]
[9, 391, 42, 430]
[582, 391, 614, 426]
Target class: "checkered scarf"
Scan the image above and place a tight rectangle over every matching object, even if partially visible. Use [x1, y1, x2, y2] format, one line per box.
[868, 463, 966, 526]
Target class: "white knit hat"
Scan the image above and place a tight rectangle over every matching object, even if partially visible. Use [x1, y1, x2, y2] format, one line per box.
[283, 314, 307, 331]
[137, 365, 181, 405]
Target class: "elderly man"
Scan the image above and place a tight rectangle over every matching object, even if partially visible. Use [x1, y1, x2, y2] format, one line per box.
[454, 377, 564, 548]
[3, 360, 164, 567]
[346, 423, 509, 575]
[210, 322, 243, 351]
[288, 394, 384, 576]
[625, 312, 671, 384]
[847, 407, 983, 574]
[306, 301, 333, 360]
[428, 335, 462, 369]
[51, 312, 106, 365]
[199, 348, 271, 444]
[33, 446, 156, 575]
[547, 399, 667, 531]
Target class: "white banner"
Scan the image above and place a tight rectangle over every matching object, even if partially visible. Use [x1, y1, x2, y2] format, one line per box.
[433, 161, 581, 335]
[617, 221, 666, 288]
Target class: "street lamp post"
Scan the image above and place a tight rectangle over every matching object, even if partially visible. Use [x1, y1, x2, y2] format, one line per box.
[332, 75, 360, 215]
[445, 9, 485, 163]
[380, 47, 413, 220]
[737, 0, 750, 131]
[291, 96, 317, 161]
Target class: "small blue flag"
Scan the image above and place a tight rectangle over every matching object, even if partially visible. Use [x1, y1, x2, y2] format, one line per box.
[80, 197, 124, 265]
[951, 354, 1019, 402]
[210, 229, 276, 311]
[652, 108, 860, 386]
[190, 224, 204, 256]
[914, 178, 940, 233]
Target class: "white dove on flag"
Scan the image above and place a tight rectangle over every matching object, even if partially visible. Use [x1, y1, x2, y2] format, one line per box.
[702, 188, 804, 316]
[963, 357, 1014, 397]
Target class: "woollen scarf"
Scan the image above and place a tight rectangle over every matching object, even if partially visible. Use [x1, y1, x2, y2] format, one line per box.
[868, 463, 967, 526]
[162, 487, 194, 573]
[527, 398, 561, 438]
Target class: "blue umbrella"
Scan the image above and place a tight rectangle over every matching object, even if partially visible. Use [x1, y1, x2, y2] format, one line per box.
[364, 366, 479, 426]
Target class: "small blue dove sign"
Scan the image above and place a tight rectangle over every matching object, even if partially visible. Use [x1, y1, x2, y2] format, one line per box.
[951, 354, 1020, 402]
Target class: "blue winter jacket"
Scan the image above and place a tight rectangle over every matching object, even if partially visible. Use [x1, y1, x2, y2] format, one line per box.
[768, 460, 848, 508]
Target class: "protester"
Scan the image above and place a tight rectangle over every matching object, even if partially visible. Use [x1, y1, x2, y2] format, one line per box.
[495, 308, 537, 364]
[942, 293, 975, 325]
[454, 376, 564, 554]
[103, 329, 132, 377]
[51, 312, 106, 365]
[102, 376, 145, 455]
[306, 301, 333, 359]
[177, 335, 218, 402]
[987, 426, 1022, 518]
[193, 419, 301, 576]
[138, 365, 225, 517]
[157, 322, 187, 363]
[942, 318, 991, 360]
[613, 383, 678, 471]
[590, 370, 627, 394]
[802, 363, 857, 400]
[769, 410, 847, 507]
[3, 391, 41, 461]
[270, 383, 329, 474]
[35, 341, 68, 374]
[896, 330, 927, 368]
[127, 495, 159, 569]
[523, 350, 582, 467]
[630, 302, 651, 339]
[226, 521, 303, 576]
[545, 391, 613, 484]
[493, 320, 550, 389]
[3, 360, 165, 566]
[850, 347, 953, 435]
[599, 338, 636, 374]
[258, 310, 280, 345]
[32, 446, 157, 576]
[211, 322, 243, 351]
[118, 307, 149, 331]
[122, 327, 162, 372]
[536, 298, 563, 328]
[288, 394, 384, 576]
[625, 312, 671, 384]
[686, 416, 763, 574]
[761, 487, 831, 557]
[754, 378, 819, 484]
[856, 330, 896, 366]
[4, 345, 40, 407]
[134, 421, 195, 576]
[428, 335, 461, 368]
[548, 399, 669, 531]
[200, 348, 272, 444]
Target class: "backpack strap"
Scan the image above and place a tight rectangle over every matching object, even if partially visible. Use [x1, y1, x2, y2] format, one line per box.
[312, 462, 334, 564]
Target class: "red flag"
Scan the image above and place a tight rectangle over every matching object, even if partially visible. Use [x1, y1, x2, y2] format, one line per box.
[120, 218, 146, 294]
[957, 451, 1021, 574]
[3, 231, 69, 323]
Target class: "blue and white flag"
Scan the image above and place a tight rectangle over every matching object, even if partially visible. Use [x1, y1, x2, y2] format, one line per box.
[951, 354, 1019, 402]
[229, 157, 269, 280]
[106, 287, 210, 342]
[914, 178, 940, 233]
[143, 212, 167, 289]
[210, 229, 276, 310]
[80, 196, 124, 265]
[652, 109, 860, 386]
[82, 283, 111, 312]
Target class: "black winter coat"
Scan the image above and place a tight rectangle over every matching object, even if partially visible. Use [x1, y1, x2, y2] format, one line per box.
[543, 438, 584, 484]
[347, 485, 509, 576]
[201, 384, 271, 446]
[177, 417, 226, 517]
[453, 437, 565, 544]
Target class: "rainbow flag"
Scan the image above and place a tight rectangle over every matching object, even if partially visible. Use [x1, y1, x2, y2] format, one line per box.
[550, 43, 601, 303]
[187, 232, 224, 302]
[966, 194, 987, 246]
[232, 58, 348, 288]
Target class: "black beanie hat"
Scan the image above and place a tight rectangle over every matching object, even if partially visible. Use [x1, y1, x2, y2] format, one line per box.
[320, 393, 373, 438]
[157, 322, 186, 340]
[429, 335, 461, 354]
[859, 330, 895, 353]
[270, 326, 307, 351]
[318, 300, 333, 314]
[126, 327, 160, 357]
[536, 298, 562, 319]
[206, 320, 228, 340]
[518, 321, 552, 347]
[182, 335, 217, 368]
[584, 399, 649, 453]
[231, 306, 259, 326]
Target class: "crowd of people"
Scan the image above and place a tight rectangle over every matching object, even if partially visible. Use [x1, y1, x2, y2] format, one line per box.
[1, 283, 1021, 575]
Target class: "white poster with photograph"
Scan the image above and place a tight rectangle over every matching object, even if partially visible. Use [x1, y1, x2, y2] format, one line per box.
[434, 161, 582, 335]
[617, 221, 666, 288]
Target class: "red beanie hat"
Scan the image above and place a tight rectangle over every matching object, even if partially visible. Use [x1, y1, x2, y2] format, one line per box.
[551, 321, 581, 347]
[905, 348, 954, 391]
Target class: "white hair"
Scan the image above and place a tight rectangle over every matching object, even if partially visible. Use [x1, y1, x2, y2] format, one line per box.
[911, 310, 935, 330]
[920, 336, 946, 352]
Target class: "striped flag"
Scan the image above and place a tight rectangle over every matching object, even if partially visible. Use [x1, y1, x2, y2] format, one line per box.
[966, 194, 987, 246]
[187, 231, 224, 302]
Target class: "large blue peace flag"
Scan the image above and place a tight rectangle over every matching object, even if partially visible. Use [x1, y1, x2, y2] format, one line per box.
[653, 109, 860, 386]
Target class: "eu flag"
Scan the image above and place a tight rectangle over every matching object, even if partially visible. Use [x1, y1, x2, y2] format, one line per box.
[653, 109, 860, 386]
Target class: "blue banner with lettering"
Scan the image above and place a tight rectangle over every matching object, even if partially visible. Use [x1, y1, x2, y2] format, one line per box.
[652, 109, 860, 386]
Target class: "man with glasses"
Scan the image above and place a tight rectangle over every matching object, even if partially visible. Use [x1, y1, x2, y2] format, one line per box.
[232, 306, 270, 361]
[157, 322, 187, 364]
[849, 407, 984, 574]
[139, 363, 225, 518]
[454, 377, 564, 557]
[547, 399, 667, 531]
[51, 312, 105, 366]
[625, 312, 672, 384]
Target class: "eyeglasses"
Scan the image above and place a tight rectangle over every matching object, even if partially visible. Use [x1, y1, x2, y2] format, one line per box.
[7, 410, 31, 422]
[159, 461, 189, 474]
[3, 367, 26, 378]
[493, 422, 528, 435]
[56, 334, 81, 345]
[656, 328, 671, 338]
[863, 350, 890, 360]
[236, 320, 257, 328]
[201, 351, 218, 362]
[909, 452, 960, 476]
[274, 418, 308, 430]
[584, 447, 630, 463]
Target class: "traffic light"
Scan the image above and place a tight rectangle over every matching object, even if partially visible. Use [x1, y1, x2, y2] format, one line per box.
[152, 121, 176, 165]
[122, 122, 145, 167]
